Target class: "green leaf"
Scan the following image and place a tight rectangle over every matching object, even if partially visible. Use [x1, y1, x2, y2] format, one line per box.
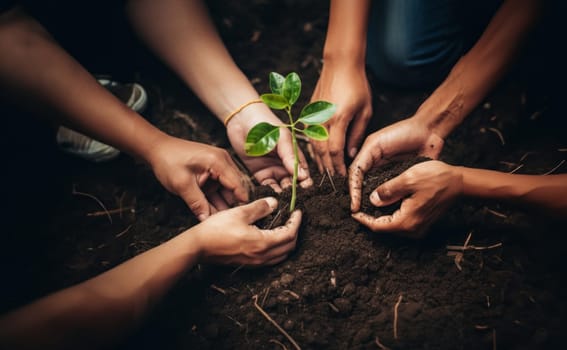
[269, 72, 285, 94]
[282, 72, 301, 106]
[298, 101, 336, 125]
[245, 122, 280, 156]
[261, 93, 288, 110]
[301, 125, 329, 141]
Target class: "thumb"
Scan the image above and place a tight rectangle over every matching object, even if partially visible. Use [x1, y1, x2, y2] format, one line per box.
[179, 184, 213, 221]
[372, 173, 412, 207]
[347, 109, 371, 159]
[236, 197, 278, 224]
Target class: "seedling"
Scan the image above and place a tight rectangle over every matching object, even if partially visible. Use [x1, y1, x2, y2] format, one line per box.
[245, 72, 336, 212]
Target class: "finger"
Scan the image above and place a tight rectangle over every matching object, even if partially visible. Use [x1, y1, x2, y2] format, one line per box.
[352, 211, 405, 232]
[219, 187, 237, 207]
[346, 109, 372, 159]
[260, 178, 282, 193]
[280, 176, 292, 189]
[263, 254, 289, 266]
[348, 143, 381, 212]
[179, 184, 213, 221]
[215, 157, 250, 203]
[264, 210, 302, 246]
[208, 191, 229, 212]
[312, 139, 333, 175]
[236, 197, 279, 223]
[295, 146, 313, 188]
[328, 121, 348, 176]
[371, 173, 413, 207]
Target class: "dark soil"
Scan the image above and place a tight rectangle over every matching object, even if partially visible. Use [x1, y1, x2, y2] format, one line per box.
[1, 1, 566, 350]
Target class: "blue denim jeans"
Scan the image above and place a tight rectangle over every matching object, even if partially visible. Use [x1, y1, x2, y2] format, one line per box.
[367, 0, 501, 88]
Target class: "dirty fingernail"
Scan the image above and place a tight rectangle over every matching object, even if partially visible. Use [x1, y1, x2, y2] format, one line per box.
[264, 197, 278, 209]
[349, 147, 357, 158]
[371, 191, 381, 203]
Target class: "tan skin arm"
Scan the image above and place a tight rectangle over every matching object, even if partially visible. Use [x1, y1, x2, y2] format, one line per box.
[414, 0, 543, 138]
[0, 198, 302, 350]
[310, 0, 372, 176]
[352, 161, 567, 238]
[0, 7, 250, 220]
[460, 167, 567, 216]
[349, 0, 543, 213]
[126, 0, 312, 191]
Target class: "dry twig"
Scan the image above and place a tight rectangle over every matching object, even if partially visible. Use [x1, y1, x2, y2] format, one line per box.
[446, 243, 503, 252]
[325, 168, 337, 192]
[252, 295, 301, 350]
[485, 208, 508, 219]
[542, 159, 565, 175]
[393, 294, 403, 340]
[375, 336, 391, 350]
[87, 206, 134, 217]
[210, 284, 227, 295]
[73, 186, 112, 224]
[269, 339, 288, 350]
[115, 224, 132, 238]
[508, 164, 524, 174]
[487, 127, 505, 145]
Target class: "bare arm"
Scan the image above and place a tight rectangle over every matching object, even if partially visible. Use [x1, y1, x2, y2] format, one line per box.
[460, 168, 567, 216]
[352, 161, 567, 238]
[310, 0, 372, 175]
[0, 7, 250, 219]
[126, 0, 312, 191]
[414, 0, 543, 139]
[0, 198, 302, 350]
[0, 7, 165, 161]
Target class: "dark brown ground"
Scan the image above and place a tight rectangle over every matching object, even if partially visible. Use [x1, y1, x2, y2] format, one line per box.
[1, 1, 566, 349]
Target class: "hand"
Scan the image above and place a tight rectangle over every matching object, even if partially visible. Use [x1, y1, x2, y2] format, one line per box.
[194, 197, 302, 266]
[310, 61, 373, 176]
[352, 161, 462, 238]
[147, 135, 251, 221]
[227, 104, 313, 192]
[349, 117, 445, 212]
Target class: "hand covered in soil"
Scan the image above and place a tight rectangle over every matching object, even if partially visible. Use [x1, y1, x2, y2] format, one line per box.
[352, 161, 462, 238]
[226, 104, 312, 192]
[147, 136, 251, 221]
[349, 117, 444, 212]
[309, 61, 373, 176]
[194, 197, 302, 266]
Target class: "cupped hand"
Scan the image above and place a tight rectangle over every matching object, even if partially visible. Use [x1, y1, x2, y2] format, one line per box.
[147, 135, 251, 221]
[226, 104, 312, 192]
[194, 197, 302, 266]
[352, 160, 462, 238]
[349, 117, 445, 212]
[309, 62, 373, 176]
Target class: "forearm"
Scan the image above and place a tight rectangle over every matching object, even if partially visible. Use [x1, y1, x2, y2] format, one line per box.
[414, 0, 542, 138]
[0, 230, 201, 350]
[322, 0, 371, 66]
[459, 167, 567, 217]
[126, 0, 260, 120]
[0, 8, 167, 162]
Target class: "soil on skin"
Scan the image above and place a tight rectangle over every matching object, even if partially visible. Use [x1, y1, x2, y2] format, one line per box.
[1, 1, 566, 350]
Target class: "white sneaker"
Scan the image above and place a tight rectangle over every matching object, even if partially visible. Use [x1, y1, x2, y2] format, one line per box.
[56, 79, 148, 162]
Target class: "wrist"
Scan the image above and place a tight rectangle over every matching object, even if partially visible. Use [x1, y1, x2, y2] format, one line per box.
[140, 131, 175, 167]
[322, 49, 366, 69]
[413, 92, 465, 140]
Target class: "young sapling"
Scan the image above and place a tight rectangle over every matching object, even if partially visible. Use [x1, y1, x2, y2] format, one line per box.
[244, 72, 336, 212]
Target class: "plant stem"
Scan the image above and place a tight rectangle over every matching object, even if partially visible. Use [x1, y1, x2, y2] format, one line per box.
[286, 107, 298, 212]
